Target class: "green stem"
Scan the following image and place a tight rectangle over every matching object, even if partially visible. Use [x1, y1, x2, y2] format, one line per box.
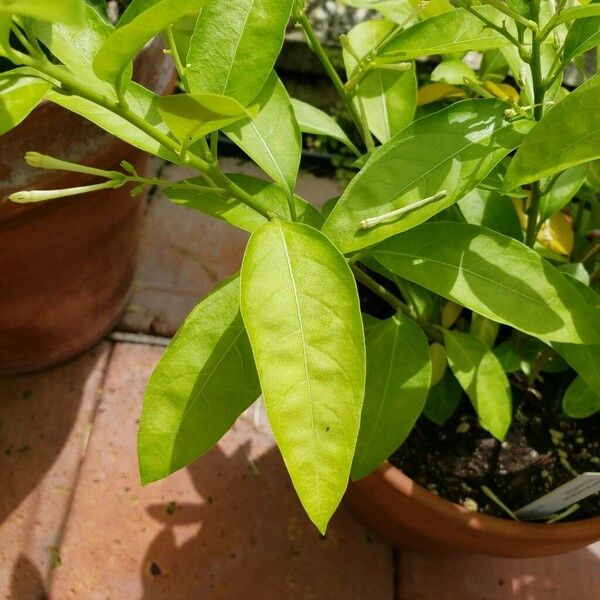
[525, 9, 547, 248]
[351, 264, 443, 342]
[164, 26, 188, 91]
[22, 55, 273, 221]
[295, 10, 367, 148]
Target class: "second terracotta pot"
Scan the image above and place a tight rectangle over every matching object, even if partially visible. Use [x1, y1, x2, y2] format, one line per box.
[0, 40, 175, 375]
[346, 462, 600, 558]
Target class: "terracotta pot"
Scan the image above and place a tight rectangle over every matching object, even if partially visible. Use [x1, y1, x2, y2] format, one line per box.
[346, 462, 600, 557]
[0, 41, 176, 375]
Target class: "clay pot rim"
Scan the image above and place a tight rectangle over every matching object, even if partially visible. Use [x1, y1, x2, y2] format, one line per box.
[376, 460, 600, 540]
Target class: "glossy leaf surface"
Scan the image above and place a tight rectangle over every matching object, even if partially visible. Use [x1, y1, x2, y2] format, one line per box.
[444, 330, 512, 441]
[166, 174, 324, 232]
[323, 99, 531, 253]
[0, 73, 49, 135]
[225, 73, 301, 198]
[291, 98, 360, 156]
[138, 276, 260, 483]
[343, 19, 417, 144]
[0, 0, 84, 24]
[505, 73, 600, 189]
[93, 0, 210, 87]
[158, 93, 258, 149]
[379, 6, 511, 59]
[241, 220, 365, 533]
[351, 314, 431, 480]
[186, 0, 294, 105]
[373, 222, 600, 345]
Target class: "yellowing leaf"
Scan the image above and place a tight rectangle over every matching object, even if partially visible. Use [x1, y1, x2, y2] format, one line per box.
[538, 212, 574, 256]
[417, 82, 466, 106]
[483, 81, 520, 103]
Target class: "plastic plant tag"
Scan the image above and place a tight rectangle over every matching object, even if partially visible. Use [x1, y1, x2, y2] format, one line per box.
[515, 473, 600, 520]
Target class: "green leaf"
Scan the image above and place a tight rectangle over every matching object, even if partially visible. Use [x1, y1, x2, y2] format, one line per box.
[46, 79, 178, 162]
[225, 73, 301, 198]
[539, 164, 589, 222]
[351, 314, 431, 480]
[549, 3, 600, 28]
[240, 220, 365, 533]
[165, 174, 324, 232]
[186, 0, 294, 105]
[444, 330, 512, 441]
[372, 222, 600, 345]
[0, 0, 84, 24]
[0, 73, 49, 135]
[158, 93, 258, 152]
[32, 5, 124, 98]
[458, 188, 523, 241]
[431, 60, 477, 85]
[505, 73, 600, 189]
[424, 369, 462, 426]
[563, 377, 600, 419]
[494, 340, 522, 373]
[291, 98, 360, 157]
[138, 276, 260, 484]
[563, 1, 600, 62]
[554, 279, 600, 397]
[343, 19, 417, 144]
[379, 6, 511, 59]
[93, 0, 210, 88]
[340, 1, 415, 23]
[322, 99, 531, 254]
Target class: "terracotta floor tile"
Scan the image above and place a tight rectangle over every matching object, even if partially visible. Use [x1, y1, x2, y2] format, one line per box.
[0, 344, 111, 600]
[397, 543, 600, 600]
[120, 160, 341, 337]
[50, 343, 394, 600]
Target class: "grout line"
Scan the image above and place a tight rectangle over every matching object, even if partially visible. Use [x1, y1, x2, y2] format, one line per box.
[107, 331, 172, 347]
[44, 343, 117, 595]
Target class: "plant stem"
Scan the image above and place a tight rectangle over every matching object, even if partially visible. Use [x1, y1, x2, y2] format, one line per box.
[525, 6, 547, 248]
[351, 264, 443, 342]
[295, 10, 367, 149]
[164, 26, 188, 91]
[455, 1, 522, 49]
[20, 55, 273, 221]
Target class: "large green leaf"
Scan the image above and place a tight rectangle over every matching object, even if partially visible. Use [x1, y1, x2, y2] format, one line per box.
[539, 164, 589, 222]
[423, 369, 462, 426]
[322, 99, 531, 253]
[225, 73, 301, 198]
[444, 330, 512, 441]
[372, 222, 600, 345]
[93, 0, 209, 88]
[0, 73, 49, 135]
[554, 279, 600, 398]
[165, 173, 324, 232]
[32, 5, 124, 99]
[379, 6, 511, 59]
[186, 0, 294, 105]
[351, 313, 431, 480]
[291, 98, 360, 157]
[458, 188, 523, 241]
[548, 3, 600, 28]
[138, 276, 260, 484]
[563, 377, 600, 419]
[505, 73, 600, 189]
[343, 19, 417, 144]
[240, 219, 365, 533]
[158, 93, 258, 152]
[45, 79, 178, 161]
[0, 0, 84, 24]
[563, 1, 600, 62]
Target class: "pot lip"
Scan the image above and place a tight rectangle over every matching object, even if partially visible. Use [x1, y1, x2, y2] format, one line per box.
[372, 461, 600, 538]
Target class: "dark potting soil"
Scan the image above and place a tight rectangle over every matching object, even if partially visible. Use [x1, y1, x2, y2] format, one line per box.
[356, 269, 600, 524]
[389, 384, 600, 522]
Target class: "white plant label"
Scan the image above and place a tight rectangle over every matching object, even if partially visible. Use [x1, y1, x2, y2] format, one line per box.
[515, 472, 600, 520]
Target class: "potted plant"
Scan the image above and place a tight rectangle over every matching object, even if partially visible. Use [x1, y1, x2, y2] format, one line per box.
[0, 0, 175, 374]
[3, 0, 599, 557]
